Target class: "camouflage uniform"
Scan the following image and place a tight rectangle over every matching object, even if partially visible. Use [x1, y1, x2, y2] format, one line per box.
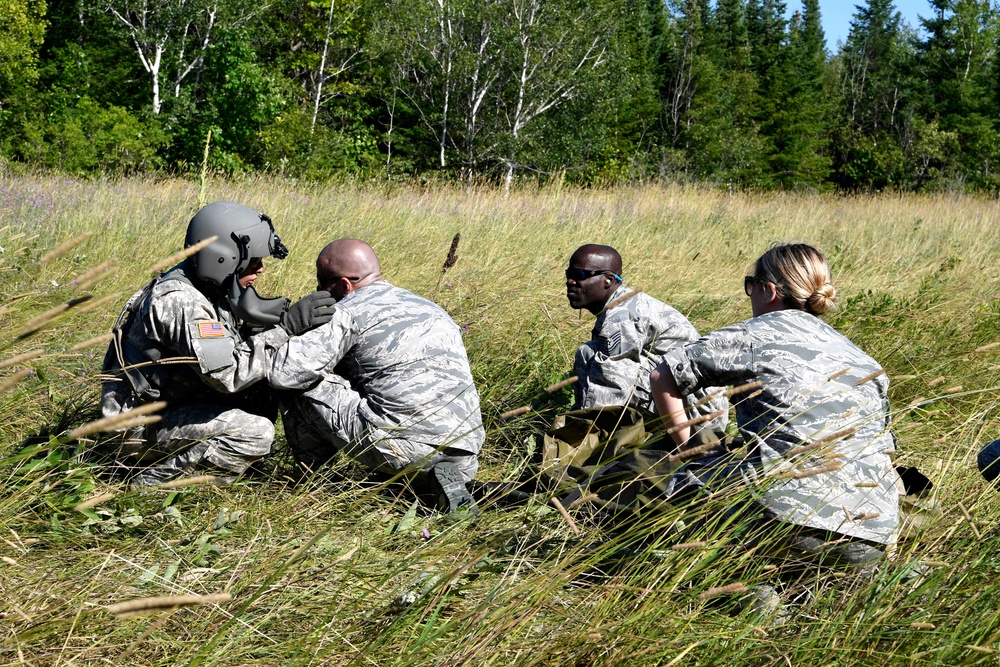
[574, 284, 729, 436]
[101, 261, 289, 484]
[270, 280, 484, 481]
[661, 308, 899, 545]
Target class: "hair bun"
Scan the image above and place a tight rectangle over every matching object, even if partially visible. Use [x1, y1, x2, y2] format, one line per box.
[805, 283, 837, 315]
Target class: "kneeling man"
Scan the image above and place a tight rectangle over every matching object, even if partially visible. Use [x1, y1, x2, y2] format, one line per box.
[566, 244, 727, 440]
[270, 239, 485, 511]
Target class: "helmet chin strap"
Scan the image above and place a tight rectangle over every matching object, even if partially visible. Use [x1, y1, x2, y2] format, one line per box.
[228, 275, 289, 325]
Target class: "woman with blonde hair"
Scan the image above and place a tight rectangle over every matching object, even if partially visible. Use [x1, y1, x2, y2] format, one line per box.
[650, 243, 899, 557]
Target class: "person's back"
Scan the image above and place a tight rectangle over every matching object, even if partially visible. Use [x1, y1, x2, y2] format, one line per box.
[333, 280, 484, 452]
[726, 309, 897, 544]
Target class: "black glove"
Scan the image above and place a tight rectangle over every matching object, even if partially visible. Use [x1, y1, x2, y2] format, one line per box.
[280, 291, 336, 336]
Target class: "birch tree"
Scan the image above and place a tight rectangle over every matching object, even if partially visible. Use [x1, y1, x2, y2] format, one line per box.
[501, 0, 610, 187]
[99, 0, 254, 114]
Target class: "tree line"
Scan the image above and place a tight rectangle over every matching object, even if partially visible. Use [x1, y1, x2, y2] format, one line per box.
[0, 0, 997, 191]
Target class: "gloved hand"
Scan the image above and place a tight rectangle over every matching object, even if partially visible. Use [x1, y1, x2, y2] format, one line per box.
[280, 291, 336, 336]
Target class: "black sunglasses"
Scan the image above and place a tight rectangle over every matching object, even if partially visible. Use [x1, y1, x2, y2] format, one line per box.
[566, 268, 620, 282]
[744, 275, 762, 296]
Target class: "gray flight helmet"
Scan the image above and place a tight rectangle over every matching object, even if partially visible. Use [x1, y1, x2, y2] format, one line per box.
[185, 201, 289, 287]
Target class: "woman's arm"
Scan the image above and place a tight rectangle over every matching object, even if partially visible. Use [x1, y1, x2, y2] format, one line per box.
[650, 362, 691, 448]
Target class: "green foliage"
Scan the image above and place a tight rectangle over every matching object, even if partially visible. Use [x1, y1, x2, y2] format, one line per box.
[0, 0, 46, 100]
[15, 97, 167, 174]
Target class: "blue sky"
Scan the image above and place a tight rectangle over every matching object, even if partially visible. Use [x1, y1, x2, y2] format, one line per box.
[816, 0, 928, 50]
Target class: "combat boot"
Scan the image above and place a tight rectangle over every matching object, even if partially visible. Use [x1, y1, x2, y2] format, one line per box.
[429, 462, 477, 514]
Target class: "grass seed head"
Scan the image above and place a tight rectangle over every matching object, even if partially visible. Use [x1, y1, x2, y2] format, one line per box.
[40, 232, 94, 263]
[0, 349, 43, 370]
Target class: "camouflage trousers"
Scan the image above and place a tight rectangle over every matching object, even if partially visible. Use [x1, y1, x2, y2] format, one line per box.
[281, 375, 479, 482]
[128, 403, 274, 487]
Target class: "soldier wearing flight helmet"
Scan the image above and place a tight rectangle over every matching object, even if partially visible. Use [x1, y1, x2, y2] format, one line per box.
[101, 201, 335, 487]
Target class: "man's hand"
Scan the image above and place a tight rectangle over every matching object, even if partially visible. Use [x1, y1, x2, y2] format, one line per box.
[280, 291, 336, 336]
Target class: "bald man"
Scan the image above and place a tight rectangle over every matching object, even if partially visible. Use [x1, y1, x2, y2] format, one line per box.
[269, 239, 484, 512]
[565, 244, 727, 437]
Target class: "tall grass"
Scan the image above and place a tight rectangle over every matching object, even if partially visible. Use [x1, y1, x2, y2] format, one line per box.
[3, 174, 1000, 665]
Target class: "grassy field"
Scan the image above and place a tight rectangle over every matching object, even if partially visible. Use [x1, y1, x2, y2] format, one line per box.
[3, 174, 1000, 666]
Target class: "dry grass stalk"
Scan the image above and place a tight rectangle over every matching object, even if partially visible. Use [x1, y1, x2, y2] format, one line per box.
[697, 583, 747, 600]
[75, 492, 116, 512]
[910, 622, 935, 630]
[603, 288, 644, 312]
[683, 381, 761, 413]
[944, 385, 963, 393]
[894, 374, 918, 380]
[666, 409, 727, 435]
[668, 441, 722, 464]
[726, 381, 763, 398]
[68, 401, 167, 439]
[442, 232, 460, 272]
[567, 493, 598, 509]
[853, 368, 886, 386]
[77, 292, 121, 315]
[963, 645, 996, 654]
[828, 368, 851, 381]
[923, 560, 950, 568]
[549, 497, 580, 536]
[499, 405, 532, 420]
[2, 556, 17, 566]
[855, 482, 879, 488]
[957, 501, 982, 539]
[0, 349, 43, 370]
[40, 232, 93, 263]
[908, 396, 926, 408]
[785, 428, 856, 458]
[106, 593, 232, 619]
[432, 232, 461, 297]
[73, 259, 116, 290]
[146, 236, 218, 275]
[16, 296, 93, 339]
[975, 342, 1000, 353]
[546, 375, 578, 393]
[776, 461, 844, 481]
[71, 333, 114, 351]
[156, 475, 219, 489]
[671, 541, 707, 550]
[0, 369, 32, 396]
[852, 512, 881, 521]
[928, 376, 946, 387]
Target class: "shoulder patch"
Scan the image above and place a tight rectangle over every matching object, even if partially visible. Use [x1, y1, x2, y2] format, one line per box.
[198, 321, 226, 338]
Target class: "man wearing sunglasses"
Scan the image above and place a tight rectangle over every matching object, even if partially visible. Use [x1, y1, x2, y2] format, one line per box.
[269, 239, 484, 513]
[565, 244, 727, 436]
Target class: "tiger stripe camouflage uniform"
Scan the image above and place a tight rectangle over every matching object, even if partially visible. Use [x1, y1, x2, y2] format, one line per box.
[269, 280, 484, 481]
[574, 284, 729, 437]
[661, 308, 899, 545]
[101, 262, 289, 484]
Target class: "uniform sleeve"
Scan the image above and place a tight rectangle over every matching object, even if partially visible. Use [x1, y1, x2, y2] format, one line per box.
[148, 288, 289, 394]
[661, 322, 755, 395]
[269, 307, 358, 390]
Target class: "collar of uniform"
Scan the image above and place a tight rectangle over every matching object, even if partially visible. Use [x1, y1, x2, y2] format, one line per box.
[339, 278, 390, 305]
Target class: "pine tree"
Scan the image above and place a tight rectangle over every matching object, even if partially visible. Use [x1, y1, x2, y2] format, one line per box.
[916, 0, 999, 188]
[834, 0, 917, 189]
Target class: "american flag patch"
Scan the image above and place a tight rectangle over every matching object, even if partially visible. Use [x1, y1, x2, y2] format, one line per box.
[198, 321, 226, 338]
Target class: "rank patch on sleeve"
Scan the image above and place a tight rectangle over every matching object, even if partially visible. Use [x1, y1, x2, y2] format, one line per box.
[197, 321, 226, 338]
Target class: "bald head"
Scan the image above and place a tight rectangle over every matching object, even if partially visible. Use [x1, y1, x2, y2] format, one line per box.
[316, 239, 382, 300]
[566, 244, 624, 314]
[569, 244, 622, 276]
